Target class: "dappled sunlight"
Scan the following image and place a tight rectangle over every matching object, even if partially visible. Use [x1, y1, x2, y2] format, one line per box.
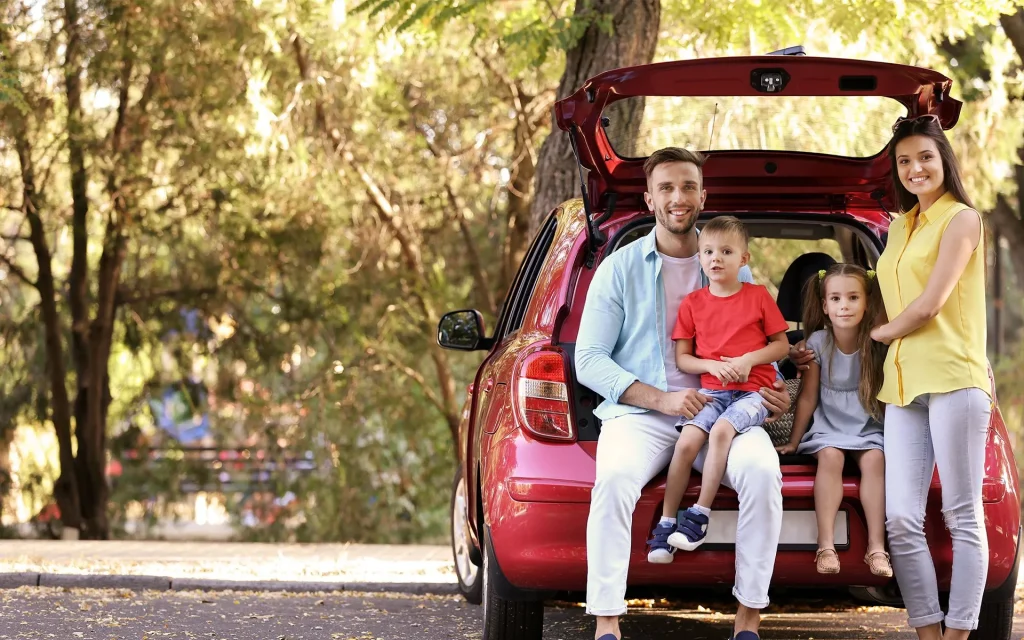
[1, 0, 1023, 546]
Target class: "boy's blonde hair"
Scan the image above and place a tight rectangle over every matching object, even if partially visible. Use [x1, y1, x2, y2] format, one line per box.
[700, 215, 748, 247]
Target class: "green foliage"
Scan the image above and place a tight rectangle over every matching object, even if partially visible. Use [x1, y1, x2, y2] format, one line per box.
[354, 0, 1024, 71]
[661, 0, 1023, 54]
[4, 0, 1024, 541]
[353, 0, 490, 32]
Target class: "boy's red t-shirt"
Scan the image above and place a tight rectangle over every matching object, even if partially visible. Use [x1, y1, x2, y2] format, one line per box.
[671, 283, 789, 392]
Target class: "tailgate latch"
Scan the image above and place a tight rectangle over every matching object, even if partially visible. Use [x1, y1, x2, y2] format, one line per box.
[751, 68, 790, 93]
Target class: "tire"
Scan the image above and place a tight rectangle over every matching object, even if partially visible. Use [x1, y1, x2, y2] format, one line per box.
[450, 466, 483, 605]
[970, 591, 1014, 640]
[482, 528, 544, 640]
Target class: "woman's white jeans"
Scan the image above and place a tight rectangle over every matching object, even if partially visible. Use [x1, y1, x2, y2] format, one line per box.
[884, 388, 991, 631]
[586, 410, 783, 616]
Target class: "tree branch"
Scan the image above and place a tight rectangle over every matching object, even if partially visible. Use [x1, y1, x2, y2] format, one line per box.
[403, 103, 499, 316]
[378, 350, 447, 416]
[0, 253, 37, 289]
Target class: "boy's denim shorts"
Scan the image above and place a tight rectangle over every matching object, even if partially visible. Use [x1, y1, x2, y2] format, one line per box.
[677, 389, 768, 434]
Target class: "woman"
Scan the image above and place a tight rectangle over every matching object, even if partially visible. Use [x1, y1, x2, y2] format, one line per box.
[871, 114, 991, 640]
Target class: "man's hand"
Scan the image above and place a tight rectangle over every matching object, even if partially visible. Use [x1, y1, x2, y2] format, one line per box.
[788, 341, 815, 377]
[658, 389, 709, 420]
[719, 355, 752, 383]
[759, 379, 791, 422]
[775, 442, 798, 455]
[706, 361, 740, 385]
[870, 324, 894, 345]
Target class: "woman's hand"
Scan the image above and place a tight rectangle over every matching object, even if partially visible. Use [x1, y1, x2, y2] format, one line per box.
[788, 341, 815, 377]
[870, 324, 894, 345]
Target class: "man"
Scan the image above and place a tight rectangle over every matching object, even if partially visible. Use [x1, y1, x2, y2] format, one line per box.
[575, 147, 792, 640]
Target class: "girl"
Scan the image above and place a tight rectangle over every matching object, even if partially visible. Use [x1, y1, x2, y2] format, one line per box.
[775, 263, 891, 578]
[871, 115, 991, 640]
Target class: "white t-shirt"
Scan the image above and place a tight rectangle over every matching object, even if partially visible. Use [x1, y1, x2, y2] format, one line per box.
[660, 252, 704, 392]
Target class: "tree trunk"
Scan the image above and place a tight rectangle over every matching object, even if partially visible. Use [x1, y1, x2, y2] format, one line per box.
[0, 427, 12, 525]
[529, 0, 661, 235]
[64, 0, 94, 537]
[15, 134, 83, 534]
[76, 218, 125, 539]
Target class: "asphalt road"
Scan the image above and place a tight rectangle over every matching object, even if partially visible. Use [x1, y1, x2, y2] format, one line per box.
[0, 587, 1022, 640]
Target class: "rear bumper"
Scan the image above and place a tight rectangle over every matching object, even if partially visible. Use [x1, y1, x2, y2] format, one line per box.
[488, 473, 1020, 594]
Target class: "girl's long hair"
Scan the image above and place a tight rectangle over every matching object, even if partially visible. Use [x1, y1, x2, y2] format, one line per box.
[801, 263, 888, 421]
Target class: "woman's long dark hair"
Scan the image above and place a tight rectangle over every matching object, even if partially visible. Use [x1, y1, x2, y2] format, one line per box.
[889, 117, 974, 213]
[801, 263, 888, 421]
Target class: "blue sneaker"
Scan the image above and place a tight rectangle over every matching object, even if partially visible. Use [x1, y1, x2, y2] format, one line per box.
[729, 632, 760, 640]
[667, 507, 709, 551]
[646, 521, 676, 564]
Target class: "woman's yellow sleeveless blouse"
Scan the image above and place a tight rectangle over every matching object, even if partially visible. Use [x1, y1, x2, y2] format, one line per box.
[876, 191, 990, 407]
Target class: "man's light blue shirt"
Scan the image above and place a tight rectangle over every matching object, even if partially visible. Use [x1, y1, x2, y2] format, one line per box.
[575, 227, 755, 421]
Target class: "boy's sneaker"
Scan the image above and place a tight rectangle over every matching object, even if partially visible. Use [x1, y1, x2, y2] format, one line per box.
[667, 507, 709, 551]
[646, 521, 677, 564]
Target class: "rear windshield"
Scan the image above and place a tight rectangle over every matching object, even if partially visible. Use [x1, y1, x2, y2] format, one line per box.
[601, 95, 907, 159]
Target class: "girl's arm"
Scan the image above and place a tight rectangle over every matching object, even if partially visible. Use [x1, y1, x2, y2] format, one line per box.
[777, 361, 820, 453]
[871, 209, 981, 344]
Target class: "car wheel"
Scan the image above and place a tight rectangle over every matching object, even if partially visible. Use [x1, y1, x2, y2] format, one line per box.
[450, 466, 482, 605]
[482, 528, 544, 640]
[970, 591, 1015, 640]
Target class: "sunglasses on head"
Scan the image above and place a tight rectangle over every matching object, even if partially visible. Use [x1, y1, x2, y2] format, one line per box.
[891, 113, 941, 134]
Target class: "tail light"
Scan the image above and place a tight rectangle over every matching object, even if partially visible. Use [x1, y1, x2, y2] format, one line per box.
[514, 349, 576, 442]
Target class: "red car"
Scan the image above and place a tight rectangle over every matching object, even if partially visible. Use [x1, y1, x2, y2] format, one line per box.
[439, 52, 1020, 640]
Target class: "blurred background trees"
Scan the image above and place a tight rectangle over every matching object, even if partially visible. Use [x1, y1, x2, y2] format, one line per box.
[2, 0, 1024, 542]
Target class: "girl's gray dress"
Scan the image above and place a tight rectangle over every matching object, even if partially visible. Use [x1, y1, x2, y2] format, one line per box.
[796, 330, 884, 454]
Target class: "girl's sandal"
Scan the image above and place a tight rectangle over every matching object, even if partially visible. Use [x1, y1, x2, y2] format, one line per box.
[815, 548, 840, 574]
[864, 550, 893, 578]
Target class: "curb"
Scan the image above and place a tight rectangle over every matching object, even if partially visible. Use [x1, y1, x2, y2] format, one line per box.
[0, 573, 459, 596]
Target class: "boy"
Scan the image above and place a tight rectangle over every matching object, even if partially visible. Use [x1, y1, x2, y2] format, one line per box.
[648, 215, 790, 561]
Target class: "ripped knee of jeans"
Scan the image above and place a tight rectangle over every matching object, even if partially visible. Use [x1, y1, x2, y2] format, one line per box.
[942, 504, 981, 532]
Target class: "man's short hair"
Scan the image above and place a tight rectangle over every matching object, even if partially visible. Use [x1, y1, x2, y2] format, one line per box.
[701, 215, 748, 246]
[643, 147, 707, 181]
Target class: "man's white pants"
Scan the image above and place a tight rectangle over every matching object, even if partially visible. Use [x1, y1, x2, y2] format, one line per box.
[585, 410, 783, 616]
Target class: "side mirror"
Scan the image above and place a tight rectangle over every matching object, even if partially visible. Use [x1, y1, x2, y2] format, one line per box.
[437, 310, 492, 351]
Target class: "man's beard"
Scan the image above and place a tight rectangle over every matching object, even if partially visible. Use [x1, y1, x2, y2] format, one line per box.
[656, 204, 699, 235]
